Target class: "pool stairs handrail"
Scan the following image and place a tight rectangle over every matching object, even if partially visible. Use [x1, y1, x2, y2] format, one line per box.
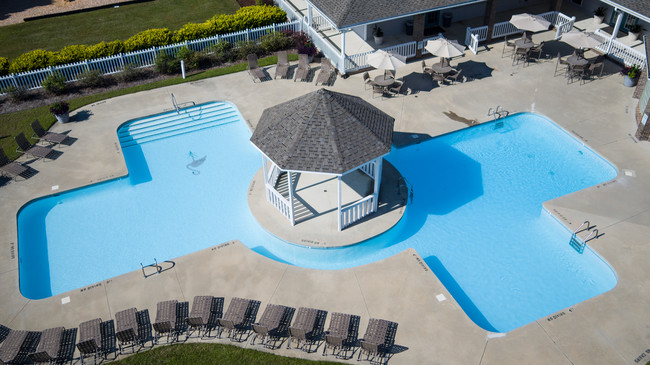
[170, 93, 196, 114]
[569, 221, 601, 254]
[141, 259, 176, 278]
[487, 106, 509, 129]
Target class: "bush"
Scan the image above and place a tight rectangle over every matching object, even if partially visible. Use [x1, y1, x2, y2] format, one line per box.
[118, 63, 151, 82]
[235, 40, 263, 60]
[259, 31, 293, 53]
[57, 44, 91, 64]
[292, 31, 317, 57]
[176, 47, 197, 69]
[173, 22, 216, 43]
[88, 40, 125, 58]
[9, 49, 57, 73]
[0, 57, 9, 76]
[42, 72, 67, 95]
[2, 86, 31, 102]
[154, 51, 181, 75]
[49, 101, 69, 115]
[77, 69, 111, 88]
[208, 6, 287, 34]
[209, 40, 234, 64]
[124, 28, 173, 52]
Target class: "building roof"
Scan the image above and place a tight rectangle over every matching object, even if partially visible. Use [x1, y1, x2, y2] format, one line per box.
[250, 89, 394, 175]
[309, 0, 483, 28]
[601, 0, 650, 22]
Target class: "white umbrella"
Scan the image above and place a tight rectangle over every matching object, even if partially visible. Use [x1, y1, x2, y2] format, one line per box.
[509, 13, 551, 32]
[366, 49, 407, 70]
[560, 30, 604, 49]
[424, 38, 465, 58]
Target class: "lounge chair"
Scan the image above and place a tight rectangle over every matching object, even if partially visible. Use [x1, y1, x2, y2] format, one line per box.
[357, 318, 398, 363]
[0, 329, 41, 365]
[77, 318, 116, 364]
[0, 325, 10, 345]
[274, 50, 290, 79]
[445, 69, 463, 84]
[115, 307, 152, 353]
[15, 132, 55, 160]
[31, 119, 67, 147]
[0, 148, 28, 180]
[287, 307, 327, 353]
[186, 295, 224, 339]
[294, 54, 310, 82]
[322, 312, 360, 359]
[247, 54, 266, 83]
[153, 300, 189, 344]
[315, 58, 334, 86]
[250, 304, 294, 348]
[218, 297, 261, 342]
[28, 327, 63, 364]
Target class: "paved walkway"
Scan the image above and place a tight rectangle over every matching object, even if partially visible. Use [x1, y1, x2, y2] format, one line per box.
[2, 28, 650, 364]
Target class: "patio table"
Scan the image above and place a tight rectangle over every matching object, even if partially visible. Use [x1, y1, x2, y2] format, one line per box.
[567, 55, 589, 66]
[430, 64, 453, 75]
[374, 75, 395, 87]
[514, 39, 534, 49]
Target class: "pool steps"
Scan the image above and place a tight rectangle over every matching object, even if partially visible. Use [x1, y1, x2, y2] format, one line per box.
[118, 102, 238, 147]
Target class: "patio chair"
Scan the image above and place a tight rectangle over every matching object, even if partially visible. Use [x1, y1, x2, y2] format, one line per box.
[432, 73, 446, 86]
[0, 148, 28, 181]
[218, 297, 261, 342]
[445, 69, 463, 84]
[274, 50, 290, 79]
[357, 318, 398, 363]
[322, 313, 360, 359]
[587, 59, 604, 79]
[315, 58, 334, 86]
[529, 42, 545, 60]
[372, 84, 386, 99]
[421, 60, 433, 75]
[15, 132, 56, 160]
[247, 54, 266, 83]
[28, 326, 63, 364]
[554, 52, 570, 77]
[153, 300, 189, 344]
[388, 81, 405, 96]
[294, 54, 310, 82]
[567, 64, 587, 84]
[362, 72, 373, 89]
[115, 307, 152, 353]
[287, 307, 327, 353]
[77, 318, 117, 364]
[250, 304, 294, 348]
[0, 329, 41, 365]
[31, 119, 67, 147]
[502, 35, 516, 58]
[186, 295, 224, 339]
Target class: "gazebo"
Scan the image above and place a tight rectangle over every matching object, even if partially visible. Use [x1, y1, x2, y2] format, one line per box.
[250, 89, 395, 231]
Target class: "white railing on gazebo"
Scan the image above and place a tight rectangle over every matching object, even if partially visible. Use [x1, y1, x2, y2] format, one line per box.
[266, 185, 294, 223]
[340, 195, 376, 230]
[359, 160, 376, 179]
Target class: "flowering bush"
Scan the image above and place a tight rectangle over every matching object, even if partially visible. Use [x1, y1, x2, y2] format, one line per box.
[292, 31, 317, 56]
[620, 64, 641, 79]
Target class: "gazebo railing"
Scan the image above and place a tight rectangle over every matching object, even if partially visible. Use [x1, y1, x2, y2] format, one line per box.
[266, 186, 294, 224]
[340, 195, 376, 230]
[359, 160, 376, 179]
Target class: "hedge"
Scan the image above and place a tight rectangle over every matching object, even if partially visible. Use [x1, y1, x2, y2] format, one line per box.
[6, 6, 287, 74]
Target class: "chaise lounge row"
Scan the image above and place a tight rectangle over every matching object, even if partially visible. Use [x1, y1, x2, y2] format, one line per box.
[0, 296, 399, 364]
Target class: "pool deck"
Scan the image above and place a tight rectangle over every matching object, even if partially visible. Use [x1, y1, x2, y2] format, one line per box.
[2, 27, 650, 365]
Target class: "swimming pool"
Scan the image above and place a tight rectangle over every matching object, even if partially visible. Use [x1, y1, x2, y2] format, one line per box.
[17, 102, 617, 332]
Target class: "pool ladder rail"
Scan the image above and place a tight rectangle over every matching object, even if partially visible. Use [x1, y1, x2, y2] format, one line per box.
[170, 93, 196, 114]
[141, 258, 176, 278]
[570, 220, 601, 254]
[488, 106, 510, 129]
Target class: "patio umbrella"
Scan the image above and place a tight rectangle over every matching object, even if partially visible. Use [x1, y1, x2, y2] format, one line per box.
[424, 38, 465, 58]
[366, 49, 407, 71]
[509, 13, 551, 32]
[560, 30, 604, 49]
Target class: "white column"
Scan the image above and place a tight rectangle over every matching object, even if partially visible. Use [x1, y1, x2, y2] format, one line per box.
[337, 175, 342, 231]
[288, 171, 295, 226]
[372, 158, 382, 212]
[340, 30, 347, 73]
[262, 156, 270, 202]
[607, 10, 624, 54]
[307, 4, 313, 27]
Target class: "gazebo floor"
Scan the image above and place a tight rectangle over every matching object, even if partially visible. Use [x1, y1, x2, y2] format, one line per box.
[247, 161, 407, 248]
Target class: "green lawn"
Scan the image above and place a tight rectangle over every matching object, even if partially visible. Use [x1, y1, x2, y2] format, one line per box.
[109, 343, 341, 365]
[0, 0, 240, 60]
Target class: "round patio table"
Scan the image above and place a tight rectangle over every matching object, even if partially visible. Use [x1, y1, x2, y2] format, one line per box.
[430, 64, 453, 75]
[374, 75, 395, 86]
[567, 55, 589, 66]
[514, 39, 534, 49]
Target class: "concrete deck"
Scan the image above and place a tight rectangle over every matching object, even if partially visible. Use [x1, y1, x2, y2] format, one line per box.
[2, 26, 650, 365]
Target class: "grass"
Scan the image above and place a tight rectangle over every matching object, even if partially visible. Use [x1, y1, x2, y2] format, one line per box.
[109, 343, 340, 364]
[0, 0, 240, 60]
[0, 54, 298, 161]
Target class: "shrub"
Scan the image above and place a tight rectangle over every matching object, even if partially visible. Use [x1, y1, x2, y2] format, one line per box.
[209, 40, 234, 64]
[77, 69, 110, 88]
[88, 40, 125, 58]
[173, 22, 216, 43]
[2, 86, 31, 102]
[236, 40, 263, 60]
[49, 101, 69, 115]
[154, 51, 181, 75]
[259, 31, 292, 53]
[0, 57, 9, 76]
[9, 49, 57, 73]
[176, 47, 197, 68]
[256, 0, 274, 5]
[42, 72, 67, 95]
[119, 63, 151, 82]
[208, 6, 287, 34]
[57, 44, 91, 64]
[124, 28, 173, 52]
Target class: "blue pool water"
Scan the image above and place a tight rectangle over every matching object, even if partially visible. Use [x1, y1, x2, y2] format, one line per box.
[17, 102, 617, 332]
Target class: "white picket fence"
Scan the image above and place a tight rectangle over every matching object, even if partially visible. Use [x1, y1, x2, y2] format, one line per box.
[345, 34, 444, 73]
[0, 20, 300, 93]
[340, 195, 376, 230]
[594, 29, 646, 66]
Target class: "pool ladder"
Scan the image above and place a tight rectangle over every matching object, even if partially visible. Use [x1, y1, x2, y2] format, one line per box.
[488, 106, 509, 129]
[570, 220, 601, 254]
[141, 258, 176, 278]
[398, 177, 414, 204]
[170, 93, 196, 114]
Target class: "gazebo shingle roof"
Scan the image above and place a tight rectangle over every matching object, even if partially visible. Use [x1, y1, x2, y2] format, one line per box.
[309, 0, 479, 28]
[250, 89, 394, 174]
